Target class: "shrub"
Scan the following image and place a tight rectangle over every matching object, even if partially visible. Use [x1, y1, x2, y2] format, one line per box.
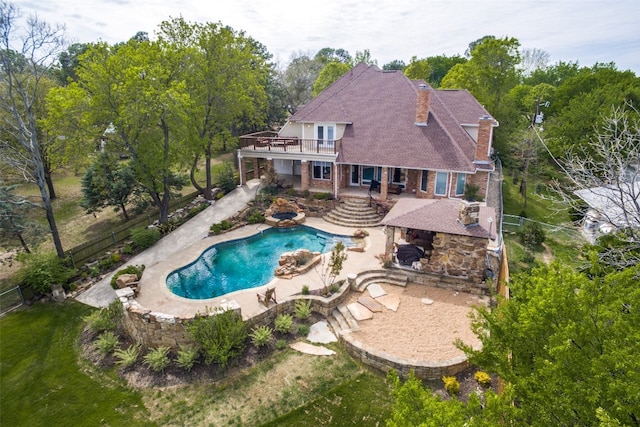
[14, 252, 76, 294]
[246, 210, 265, 224]
[83, 301, 123, 333]
[131, 227, 160, 250]
[313, 192, 332, 200]
[519, 221, 546, 248]
[95, 331, 119, 355]
[329, 283, 340, 294]
[275, 339, 288, 350]
[464, 183, 482, 202]
[301, 285, 310, 295]
[110, 264, 145, 289]
[294, 299, 312, 320]
[114, 344, 140, 368]
[186, 309, 247, 368]
[286, 188, 298, 197]
[250, 325, 273, 347]
[209, 219, 233, 235]
[143, 346, 171, 373]
[295, 323, 310, 337]
[120, 244, 134, 255]
[175, 345, 199, 371]
[442, 376, 460, 396]
[215, 162, 237, 193]
[274, 314, 293, 334]
[474, 371, 492, 387]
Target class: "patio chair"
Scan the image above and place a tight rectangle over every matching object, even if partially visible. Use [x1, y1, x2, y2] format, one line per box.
[257, 287, 277, 307]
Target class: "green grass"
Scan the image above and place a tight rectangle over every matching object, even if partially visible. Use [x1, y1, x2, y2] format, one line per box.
[502, 176, 570, 225]
[0, 302, 153, 427]
[260, 371, 393, 426]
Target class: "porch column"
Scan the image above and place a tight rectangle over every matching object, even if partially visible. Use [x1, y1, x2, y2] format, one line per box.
[300, 160, 310, 191]
[385, 226, 395, 261]
[333, 162, 339, 199]
[252, 158, 260, 180]
[380, 167, 389, 200]
[237, 151, 244, 185]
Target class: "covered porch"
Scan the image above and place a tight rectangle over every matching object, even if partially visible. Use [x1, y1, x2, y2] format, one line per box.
[381, 198, 499, 288]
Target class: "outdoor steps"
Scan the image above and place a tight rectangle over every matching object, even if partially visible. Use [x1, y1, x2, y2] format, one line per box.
[328, 304, 360, 335]
[323, 198, 383, 228]
[353, 269, 409, 292]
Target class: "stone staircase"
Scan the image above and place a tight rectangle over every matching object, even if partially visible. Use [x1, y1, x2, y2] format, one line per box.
[352, 269, 409, 292]
[327, 304, 361, 336]
[323, 198, 384, 228]
[327, 269, 410, 337]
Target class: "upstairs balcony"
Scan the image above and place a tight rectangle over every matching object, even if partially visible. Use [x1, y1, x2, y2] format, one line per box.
[239, 131, 340, 155]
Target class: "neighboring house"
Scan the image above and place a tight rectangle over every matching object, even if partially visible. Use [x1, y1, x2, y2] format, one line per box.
[576, 183, 640, 243]
[238, 63, 498, 202]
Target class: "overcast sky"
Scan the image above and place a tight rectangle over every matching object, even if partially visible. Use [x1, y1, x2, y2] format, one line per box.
[20, 0, 640, 73]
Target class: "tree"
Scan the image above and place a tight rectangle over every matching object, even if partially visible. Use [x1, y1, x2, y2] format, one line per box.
[279, 51, 323, 114]
[382, 59, 406, 71]
[0, 1, 67, 257]
[157, 17, 268, 200]
[519, 47, 550, 77]
[441, 36, 521, 114]
[80, 152, 138, 220]
[404, 56, 431, 82]
[53, 42, 88, 85]
[550, 105, 640, 267]
[353, 49, 377, 65]
[312, 61, 350, 96]
[424, 54, 466, 88]
[459, 261, 640, 426]
[314, 47, 351, 64]
[59, 38, 190, 224]
[316, 241, 347, 294]
[0, 184, 47, 253]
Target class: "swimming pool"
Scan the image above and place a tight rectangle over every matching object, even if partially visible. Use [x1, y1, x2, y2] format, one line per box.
[166, 225, 355, 299]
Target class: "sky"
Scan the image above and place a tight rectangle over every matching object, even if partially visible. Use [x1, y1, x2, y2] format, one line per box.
[19, 0, 640, 73]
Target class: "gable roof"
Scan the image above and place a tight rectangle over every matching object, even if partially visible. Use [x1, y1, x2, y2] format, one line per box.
[288, 63, 496, 172]
[381, 198, 495, 239]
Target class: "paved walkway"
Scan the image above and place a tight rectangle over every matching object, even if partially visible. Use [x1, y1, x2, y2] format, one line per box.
[75, 179, 263, 308]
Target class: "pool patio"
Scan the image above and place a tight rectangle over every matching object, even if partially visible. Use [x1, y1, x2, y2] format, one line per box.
[134, 216, 385, 320]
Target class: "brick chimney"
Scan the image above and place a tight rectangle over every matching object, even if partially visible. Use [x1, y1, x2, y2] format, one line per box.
[415, 84, 430, 126]
[458, 200, 480, 226]
[474, 115, 493, 163]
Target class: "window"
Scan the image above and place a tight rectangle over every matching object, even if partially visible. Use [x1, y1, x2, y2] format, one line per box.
[362, 166, 374, 183]
[456, 173, 466, 196]
[435, 172, 448, 195]
[421, 170, 428, 192]
[313, 161, 332, 180]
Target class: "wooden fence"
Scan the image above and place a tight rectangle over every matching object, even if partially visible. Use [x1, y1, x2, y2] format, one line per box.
[67, 191, 201, 268]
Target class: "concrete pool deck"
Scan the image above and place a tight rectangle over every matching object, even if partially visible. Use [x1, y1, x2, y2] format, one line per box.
[76, 179, 385, 320]
[134, 216, 384, 320]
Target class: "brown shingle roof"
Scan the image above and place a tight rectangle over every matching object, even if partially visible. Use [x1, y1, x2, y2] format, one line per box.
[288, 64, 495, 172]
[381, 198, 495, 239]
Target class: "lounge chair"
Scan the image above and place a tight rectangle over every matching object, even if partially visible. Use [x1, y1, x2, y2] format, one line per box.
[257, 287, 277, 307]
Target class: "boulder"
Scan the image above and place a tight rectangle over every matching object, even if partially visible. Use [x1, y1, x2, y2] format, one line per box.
[116, 273, 139, 289]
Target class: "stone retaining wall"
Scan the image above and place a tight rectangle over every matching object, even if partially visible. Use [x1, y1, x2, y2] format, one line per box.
[341, 333, 472, 381]
[402, 268, 492, 296]
[118, 280, 352, 350]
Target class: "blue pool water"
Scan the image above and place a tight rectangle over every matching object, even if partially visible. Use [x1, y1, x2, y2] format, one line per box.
[166, 226, 354, 300]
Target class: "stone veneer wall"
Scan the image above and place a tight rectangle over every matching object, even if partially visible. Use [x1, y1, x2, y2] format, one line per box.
[119, 280, 352, 350]
[421, 233, 488, 284]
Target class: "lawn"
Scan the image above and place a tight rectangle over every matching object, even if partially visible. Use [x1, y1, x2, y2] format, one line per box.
[0, 302, 153, 426]
[0, 302, 394, 426]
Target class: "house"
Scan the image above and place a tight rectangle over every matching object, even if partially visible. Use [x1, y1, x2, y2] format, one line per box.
[238, 63, 498, 202]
